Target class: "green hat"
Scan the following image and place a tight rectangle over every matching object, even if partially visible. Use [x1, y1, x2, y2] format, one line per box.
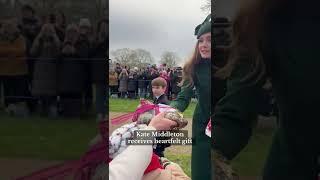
[195, 14, 211, 39]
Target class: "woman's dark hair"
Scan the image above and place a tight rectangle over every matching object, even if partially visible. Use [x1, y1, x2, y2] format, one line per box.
[216, 0, 283, 83]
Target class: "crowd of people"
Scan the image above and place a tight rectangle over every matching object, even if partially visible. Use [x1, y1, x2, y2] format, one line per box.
[109, 63, 187, 100]
[0, 4, 107, 119]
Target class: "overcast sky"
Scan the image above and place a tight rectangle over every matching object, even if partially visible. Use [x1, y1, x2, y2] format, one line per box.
[109, 0, 209, 65]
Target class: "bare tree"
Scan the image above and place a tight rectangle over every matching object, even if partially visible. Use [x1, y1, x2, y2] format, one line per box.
[134, 48, 154, 67]
[160, 51, 180, 68]
[111, 48, 154, 68]
[111, 48, 133, 66]
[201, 0, 211, 15]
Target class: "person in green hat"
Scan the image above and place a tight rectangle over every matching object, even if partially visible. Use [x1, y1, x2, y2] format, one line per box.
[170, 14, 212, 179]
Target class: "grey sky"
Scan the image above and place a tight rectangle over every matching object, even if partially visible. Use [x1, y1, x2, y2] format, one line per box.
[109, 0, 209, 66]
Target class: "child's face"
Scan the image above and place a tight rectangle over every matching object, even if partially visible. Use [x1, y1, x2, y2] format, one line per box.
[152, 86, 165, 97]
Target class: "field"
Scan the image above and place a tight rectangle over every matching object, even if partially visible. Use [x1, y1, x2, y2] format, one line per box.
[0, 98, 274, 179]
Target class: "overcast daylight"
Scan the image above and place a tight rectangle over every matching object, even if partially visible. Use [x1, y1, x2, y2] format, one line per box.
[109, 0, 209, 65]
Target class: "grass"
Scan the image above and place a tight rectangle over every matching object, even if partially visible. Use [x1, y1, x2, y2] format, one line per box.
[232, 128, 274, 176]
[0, 98, 195, 160]
[0, 112, 97, 160]
[166, 152, 191, 177]
[109, 98, 197, 118]
[0, 98, 273, 177]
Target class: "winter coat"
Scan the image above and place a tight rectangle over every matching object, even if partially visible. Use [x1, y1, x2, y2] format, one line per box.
[170, 71, 181, 94]
[137, 71, 147, 89]
[170, 59, 211, 179]
[128, 73, 138, 92]
[30, 35, 61, 96]
[114, 66, 122, 76]
[118, 72, 128, 92]
[91, 39, 107, 84]
[109, 72, 118, 86]
[57, 49, 86, 94]
[0, 35, 28, 76]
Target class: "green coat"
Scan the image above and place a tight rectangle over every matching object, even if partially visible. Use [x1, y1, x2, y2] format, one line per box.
[171, 60, 211, 179]
[213, 11, 320, 179]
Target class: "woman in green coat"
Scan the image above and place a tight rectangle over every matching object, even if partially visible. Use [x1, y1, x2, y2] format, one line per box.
[213, 0, 320, 179]
[170, 14, 212, 179]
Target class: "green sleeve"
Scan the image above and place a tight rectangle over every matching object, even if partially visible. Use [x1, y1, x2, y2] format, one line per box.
[170, 81, 194, 112]
[212, 62, 266, 160]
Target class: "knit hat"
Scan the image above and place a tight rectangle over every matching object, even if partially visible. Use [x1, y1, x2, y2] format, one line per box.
[195, 14, 211, 39]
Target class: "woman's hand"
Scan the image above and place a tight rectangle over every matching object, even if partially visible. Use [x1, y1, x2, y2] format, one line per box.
[148, 112, 177, 130]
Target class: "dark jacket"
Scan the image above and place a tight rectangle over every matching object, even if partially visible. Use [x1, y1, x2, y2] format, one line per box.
[153, 94, 170, 105]
[91, 39, 107, 84]
[170, 71, 181, 94]
[118, 72, 128, 92]
[57, 48, 86, 94]
[30, 35, 60, 96]
[127, 72, 138, 92]
[114, 66, 122, 76]
[75, 35, 91, 84]
[137, 71, 147, 89]
[146, 70, 159, 91]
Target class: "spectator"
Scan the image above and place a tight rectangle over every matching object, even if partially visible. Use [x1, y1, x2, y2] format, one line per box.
[118, 69, 128, 98]
[109, 70, 118, 97]
[170, 67, 182, 100]
[57, 24, 85, 118]
[19, 5, 41, 113]
[54, 11, 66, 42]
[78, 18, 93, 114]
[114, 63, 122, 76]
[0, 20, 30, 117]
[147, 66, 159, 99]
[91, 19, 107, 120]
[127, 69, 138, 99]
[137, 68, 147, 98]
[30, 23, 61, 118]
[114, 63, 122, 97]
[159, 70, 170, 95]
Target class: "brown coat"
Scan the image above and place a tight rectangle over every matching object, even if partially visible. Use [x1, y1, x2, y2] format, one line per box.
[109, 72, 118, 86]
[0, 35, 28, 76]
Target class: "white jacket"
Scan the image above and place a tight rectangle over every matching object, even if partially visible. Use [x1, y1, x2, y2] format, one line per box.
[109, 126, 155, 180]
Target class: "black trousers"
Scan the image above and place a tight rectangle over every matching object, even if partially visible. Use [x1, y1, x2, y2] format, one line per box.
[0, 75, 29, 107]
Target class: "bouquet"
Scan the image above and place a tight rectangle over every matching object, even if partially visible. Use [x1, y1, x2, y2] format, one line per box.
[109, 100, 188, 159]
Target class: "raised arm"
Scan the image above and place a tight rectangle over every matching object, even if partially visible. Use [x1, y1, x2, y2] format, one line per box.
[170, 81, 194, 113]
